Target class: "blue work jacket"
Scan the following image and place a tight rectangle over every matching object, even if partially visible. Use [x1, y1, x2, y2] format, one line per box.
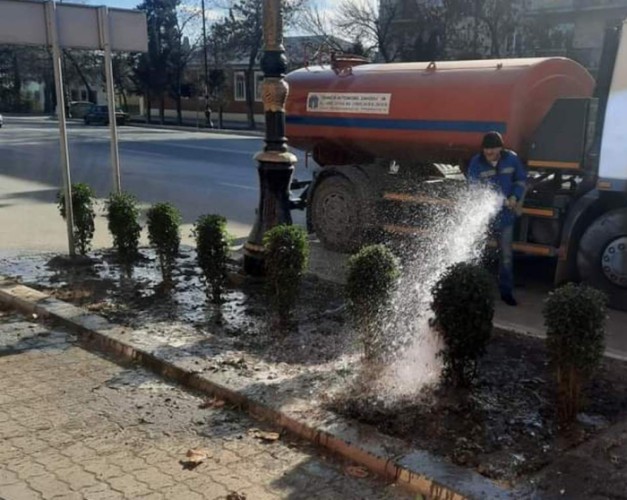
[467, 150, 528, 228]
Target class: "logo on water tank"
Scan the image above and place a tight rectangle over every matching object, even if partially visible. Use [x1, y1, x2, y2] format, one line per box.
[308, 94, 320, 110]
[306, 92, 391, 114]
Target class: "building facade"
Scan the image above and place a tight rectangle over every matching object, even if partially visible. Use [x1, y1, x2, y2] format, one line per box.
[381, 0, 627, 73]
[525, 0, 627, 74]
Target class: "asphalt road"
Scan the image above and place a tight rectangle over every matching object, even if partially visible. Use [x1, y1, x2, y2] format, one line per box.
[0, 115, 310, 252]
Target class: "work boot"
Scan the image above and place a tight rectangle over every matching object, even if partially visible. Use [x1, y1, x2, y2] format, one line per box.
[501, 293, 518, 307]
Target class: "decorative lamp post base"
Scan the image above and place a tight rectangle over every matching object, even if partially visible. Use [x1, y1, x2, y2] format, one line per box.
[243, 150, 297, 276]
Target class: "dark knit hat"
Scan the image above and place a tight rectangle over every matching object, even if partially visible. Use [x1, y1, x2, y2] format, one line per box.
[481, 131, 504, 149]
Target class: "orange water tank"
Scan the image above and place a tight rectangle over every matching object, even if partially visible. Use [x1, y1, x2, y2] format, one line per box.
[285, 58, 595, 165]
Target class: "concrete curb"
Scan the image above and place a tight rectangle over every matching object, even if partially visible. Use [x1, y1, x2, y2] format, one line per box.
[0, 277, 512, 500]
[492, 322, 627, 363]
[126, 121, 265, 138]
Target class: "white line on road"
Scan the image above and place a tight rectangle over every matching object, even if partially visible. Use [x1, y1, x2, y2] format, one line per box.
[126, 142, 259, 156]
[219, 182, 257, 191]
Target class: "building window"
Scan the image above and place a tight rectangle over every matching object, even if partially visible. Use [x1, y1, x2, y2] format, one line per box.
[234, 71, 246, 101]
[255, 72, 264, 102]
[80, 89, 88, 101]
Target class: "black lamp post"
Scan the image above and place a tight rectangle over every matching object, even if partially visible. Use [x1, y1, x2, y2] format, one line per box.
[243, 0, 297, 275]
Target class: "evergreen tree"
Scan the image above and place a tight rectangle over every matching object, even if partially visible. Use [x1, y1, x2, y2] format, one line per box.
[135, 0, 179, 123]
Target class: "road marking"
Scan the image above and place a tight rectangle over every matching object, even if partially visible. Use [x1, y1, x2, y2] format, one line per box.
[119, 148, 170, 159]
[219, 182, 257, 191]
[140, 142, 258, 155]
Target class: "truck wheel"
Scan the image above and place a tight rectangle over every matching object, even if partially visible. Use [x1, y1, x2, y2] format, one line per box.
[310, 175, 364, 253]
[577, 207, 627, 311]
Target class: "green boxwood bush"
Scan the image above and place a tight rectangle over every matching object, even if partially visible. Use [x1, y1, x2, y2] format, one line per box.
[193, 214, 230, 303]
[146, 202, 181, 286]
[263, 225, 309, 329]
[58, 183, 96, 256]
[106, 192, 142, 264]
[431, 262, 495, 387]
[543, 283, 607, 422]
[346, 244, 399, 362]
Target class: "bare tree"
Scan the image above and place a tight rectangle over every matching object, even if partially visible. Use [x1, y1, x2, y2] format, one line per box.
[168, 8, 201, 124]
[111, 54, 135, 111]
[220, 0, 307, 129]
[297, 3, 332, 38]
[334, 0, 400, 62]
[206, 22, 231, 128]
[63, 49, 102, 103]
[297, 4, 346, 51]
[476, 0, 522, 57]
[297, 3, 377, 62]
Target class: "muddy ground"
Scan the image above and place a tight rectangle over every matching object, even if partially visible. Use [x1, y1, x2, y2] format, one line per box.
[2, 248, 627, 494]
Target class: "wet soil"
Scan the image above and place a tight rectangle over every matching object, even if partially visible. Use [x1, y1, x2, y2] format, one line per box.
[2, 248, 627, 493]
[334, 332, 627, 487]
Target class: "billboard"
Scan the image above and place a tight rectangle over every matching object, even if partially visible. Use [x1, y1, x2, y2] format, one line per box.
[0, 0, 147, 52]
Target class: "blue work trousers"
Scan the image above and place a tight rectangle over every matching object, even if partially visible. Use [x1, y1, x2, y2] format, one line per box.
[497, 224, 514, 296]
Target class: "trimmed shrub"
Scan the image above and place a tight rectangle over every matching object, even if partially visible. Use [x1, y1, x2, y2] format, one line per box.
[106, 192, 142, 263]
[146, 202, 181, 286]
[193, 214, 230, 303]
[346, 244, 399, 362]
[263, 225, 309, 328]
[57, 183, 96, 256]
[543, 283, 607, 422]
[431, 262, 495, 387]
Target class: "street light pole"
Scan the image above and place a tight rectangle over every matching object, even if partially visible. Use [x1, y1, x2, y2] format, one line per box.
[243, 0, 297, 275]
[200, 0, 212, 128]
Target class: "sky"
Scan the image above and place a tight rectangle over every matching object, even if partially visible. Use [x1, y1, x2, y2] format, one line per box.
[82, 0, 141, 9]
[81, 0, 337, 17]
[80, 0, 339, 37]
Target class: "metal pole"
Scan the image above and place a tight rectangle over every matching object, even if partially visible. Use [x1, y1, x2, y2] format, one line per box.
[243, 0, 297, 275]
[201, 0, 211, 128]
[45, 0, 75, 256]
[98, 6, 122, 194]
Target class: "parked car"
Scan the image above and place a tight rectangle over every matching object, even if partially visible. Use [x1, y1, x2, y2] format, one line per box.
[69, 101, 94, 119]
[84, 105, 129, 125]
[0, 113, 3, 127]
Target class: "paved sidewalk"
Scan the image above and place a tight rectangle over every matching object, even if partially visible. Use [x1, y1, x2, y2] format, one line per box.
[0, 309, 408, 500]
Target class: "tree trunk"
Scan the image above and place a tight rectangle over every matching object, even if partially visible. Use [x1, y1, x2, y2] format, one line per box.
[64, 51, 93, 102]
[245, 45, 259, 130]
[43, 50, 55, 114]
[45, 79, 55, 114]
[145, 93, 152, 124]
[379, 41, 391, 63]
[485, 20, 500, 57]
[11, 52, 21, 111]
[159, 94, 165, 124]
[245, 70, 255, 130]
[176, 95, 182, 125]
[472, 0, 480, 57]
[219, 106, 224, 129]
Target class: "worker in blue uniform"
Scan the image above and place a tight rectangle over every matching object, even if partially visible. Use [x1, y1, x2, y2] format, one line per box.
[468, 131, 528, 306]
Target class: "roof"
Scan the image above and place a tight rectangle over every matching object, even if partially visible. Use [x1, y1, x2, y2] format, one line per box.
[189, 35, 354, 70]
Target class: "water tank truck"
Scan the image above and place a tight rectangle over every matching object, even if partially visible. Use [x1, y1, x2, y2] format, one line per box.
[284, 23, 627, 310]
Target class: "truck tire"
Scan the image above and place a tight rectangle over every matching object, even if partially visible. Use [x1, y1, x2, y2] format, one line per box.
[577, 207, 627, 311]
[310, 174, 364, 253]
